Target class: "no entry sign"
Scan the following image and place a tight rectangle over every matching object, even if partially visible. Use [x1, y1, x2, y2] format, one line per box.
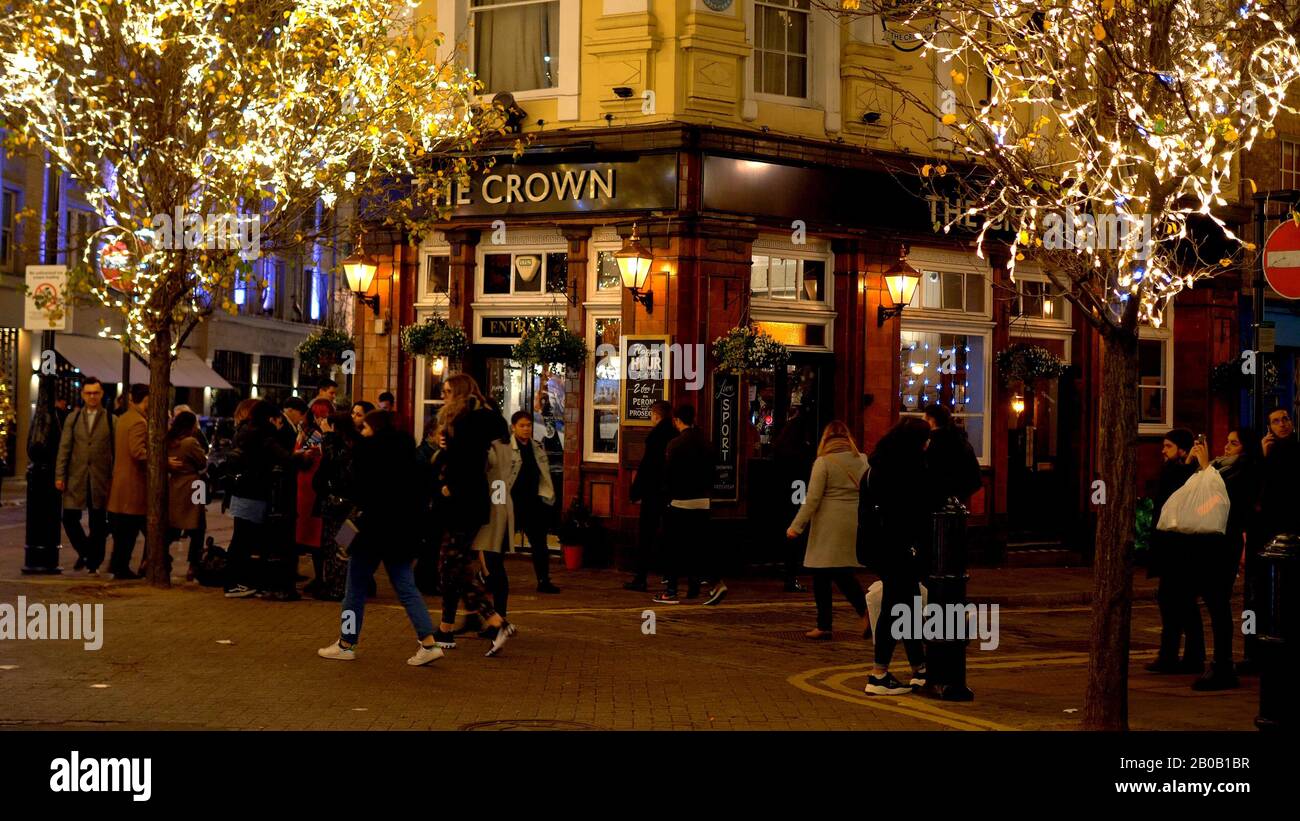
[1263, 219, 1300, 299]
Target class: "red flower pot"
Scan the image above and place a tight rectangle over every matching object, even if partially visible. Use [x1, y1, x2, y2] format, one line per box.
[562, 544, 583, 571]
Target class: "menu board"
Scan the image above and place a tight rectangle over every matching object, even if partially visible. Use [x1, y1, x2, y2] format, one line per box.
[620, 334, 670, 426]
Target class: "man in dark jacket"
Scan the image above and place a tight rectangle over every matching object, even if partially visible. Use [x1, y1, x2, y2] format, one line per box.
[55, 378, 114, 574]
[223, 402, 297, 599]
[1242, 406, 1300, 673]
[1147, 427, 1203, 674]
[923, 403, 982, 510]
[626, 400, 676, 592]
[653, 404, 726, 605]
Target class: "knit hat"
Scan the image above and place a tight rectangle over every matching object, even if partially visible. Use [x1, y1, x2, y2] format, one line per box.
[1164, 427, 1194, 454]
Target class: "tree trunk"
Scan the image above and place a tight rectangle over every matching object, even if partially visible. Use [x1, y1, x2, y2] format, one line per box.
[144, 329, 173, 588]
[1083, 330, 1140, 730]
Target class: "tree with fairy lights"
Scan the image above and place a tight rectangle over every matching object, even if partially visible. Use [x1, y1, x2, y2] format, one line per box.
[823, 0, 1300, 728]
[0, 0, 505, 587]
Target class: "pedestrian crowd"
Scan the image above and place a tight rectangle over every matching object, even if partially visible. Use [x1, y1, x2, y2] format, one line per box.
[53, 376, 564, 665]
[1146, 408, 1300, 691]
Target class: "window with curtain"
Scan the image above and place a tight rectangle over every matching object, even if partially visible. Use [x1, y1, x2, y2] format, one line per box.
[754, 0, 810, 98]
[588, 315, 622, 459]
[471, 0, 560, 93]
[1, 190, 16, 269]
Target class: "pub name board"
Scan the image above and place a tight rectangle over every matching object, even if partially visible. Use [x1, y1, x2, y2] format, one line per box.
[442, 154, 678, 217]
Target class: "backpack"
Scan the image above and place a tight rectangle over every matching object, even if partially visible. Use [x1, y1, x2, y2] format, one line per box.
[195, 537, 228, 588]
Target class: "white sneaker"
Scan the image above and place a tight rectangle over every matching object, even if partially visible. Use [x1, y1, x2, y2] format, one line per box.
[702, 582, 728, 606]
[407, 644, 445, 666]
[318, 641, 356, 661]
[484, 622, 514, 657]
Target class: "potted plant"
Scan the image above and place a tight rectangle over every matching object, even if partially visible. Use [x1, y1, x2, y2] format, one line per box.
[511, 315, 588, 370]
[558, 500, 598, 571]
[296, 326, 356, 371]
[711, 324, 791, 377]
[399, 316, 469, 360]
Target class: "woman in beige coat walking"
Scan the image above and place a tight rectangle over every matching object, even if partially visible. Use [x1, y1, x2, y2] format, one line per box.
[786, 421, 869, 640]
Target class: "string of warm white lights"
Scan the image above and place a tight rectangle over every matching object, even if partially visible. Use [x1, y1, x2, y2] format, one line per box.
[838, 0, 1300, 330]
[0, 0, 490, 352]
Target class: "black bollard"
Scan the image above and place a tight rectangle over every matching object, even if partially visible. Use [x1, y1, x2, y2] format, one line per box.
[1256, 532, 1298, 731]
[924, 496, 973, 701]
[22, 330, 63, 575]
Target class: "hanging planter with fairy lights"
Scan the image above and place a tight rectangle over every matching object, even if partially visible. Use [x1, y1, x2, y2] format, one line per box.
[400, 316, 468, 361]
[994, 343, 1065, 387]
[712, 324, 791, 377]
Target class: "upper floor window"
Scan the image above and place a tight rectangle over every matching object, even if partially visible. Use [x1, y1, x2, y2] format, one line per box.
[1009, 278, 1067, 322]
[1284, 139, 1300, 190]
[471, 0, 559, 93]
[908, 267, 988, 316]
[1, 190, 16, 270]
[751, 255, 826, 303]
[479, 249, 567, 298]
[1138, 306, 1174, 434]
[754, 0, 810, 99]
[65, 208, 98, 268]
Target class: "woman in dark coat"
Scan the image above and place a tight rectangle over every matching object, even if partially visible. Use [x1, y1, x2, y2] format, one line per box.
[308, 411, 359, 600]
[165, 411, 208, 581]
[860, 417, 931, 696]
[432, 373, 514, 657]
[317, 410, 444, 666]
[223, 401, 297, 599]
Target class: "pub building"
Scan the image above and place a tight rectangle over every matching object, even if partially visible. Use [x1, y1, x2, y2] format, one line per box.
[349, 123, 1238, 568]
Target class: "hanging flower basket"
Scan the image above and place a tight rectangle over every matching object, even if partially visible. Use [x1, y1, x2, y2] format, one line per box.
[994, 343, 1065, 387]
[1210, 358, 1278, 397]
[400, 316, 468, 360]
[510, 316, 588, 370]
[296, 327, 356, 369]
[711, 325, 790, 377]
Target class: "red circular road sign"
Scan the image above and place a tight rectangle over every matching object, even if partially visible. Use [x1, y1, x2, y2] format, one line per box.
[1263, 219, 1300, 299]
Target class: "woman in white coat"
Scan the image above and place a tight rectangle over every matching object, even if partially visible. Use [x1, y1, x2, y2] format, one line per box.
[786, 421, 869, 640]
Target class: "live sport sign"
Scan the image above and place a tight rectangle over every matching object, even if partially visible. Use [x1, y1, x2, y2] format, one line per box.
[1263, 219, 1300, 299]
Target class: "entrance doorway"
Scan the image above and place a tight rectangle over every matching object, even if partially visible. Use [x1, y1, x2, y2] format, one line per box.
[1006, 375, 1076, 543]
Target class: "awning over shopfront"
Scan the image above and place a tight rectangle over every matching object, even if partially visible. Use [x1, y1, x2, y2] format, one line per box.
[54, 335, 232, 389]
[55, 334, 148, 383]
[171, 348, 232, 389]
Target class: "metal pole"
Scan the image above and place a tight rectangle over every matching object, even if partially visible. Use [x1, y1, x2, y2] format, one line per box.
[1254, 196, 1266, 432]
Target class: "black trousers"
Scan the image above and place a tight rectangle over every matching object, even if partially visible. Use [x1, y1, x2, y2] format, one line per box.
[874, 549, 926, 670]
[812, 568, 866, 631]
[483, 551, 509, 618]
[630, 502, 664, 583]
[439, 528, 496, 624]
[515, 500, 552, 584]
[663, 506, 711, 595]
[1155, 534, 1207, 665]
[225, 516, 265, 590]
[63, 507, 108, 571]
[108, 513, 145, 574]
[1197, 535, 1239, 670]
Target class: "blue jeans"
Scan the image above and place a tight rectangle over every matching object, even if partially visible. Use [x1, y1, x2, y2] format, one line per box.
[339, 553, 435, 645]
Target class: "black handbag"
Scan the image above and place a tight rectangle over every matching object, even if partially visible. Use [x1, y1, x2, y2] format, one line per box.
[195, 537, 229, 587]
[856, 465, 886, 569]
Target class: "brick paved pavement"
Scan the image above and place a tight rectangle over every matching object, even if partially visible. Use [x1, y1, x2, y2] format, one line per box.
[0, 504, 1260, 730]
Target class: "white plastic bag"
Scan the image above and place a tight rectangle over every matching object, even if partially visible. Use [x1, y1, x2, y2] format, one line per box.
[1155, 468, 1230, 535]
[866, 580, 928, 636]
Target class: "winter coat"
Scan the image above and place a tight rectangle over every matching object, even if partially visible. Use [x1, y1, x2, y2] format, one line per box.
[630, 419, 677, 509]
[312, 431, 355, 517]
[473, 440, 515, 553]
[350, 428, 421, 561]
[790, 451, 867, 568]
[228, 420, 296, 504]
[663, 426, 713, 503]
[1148, 458, 1199, 578]
[167, 436, 207, 531]
[55, 406, 114, 510]
[1257, 435, 1300, 543]
[107, 406, 148, 515]
[439, 399, 509, 536]
[863, 449, 930, 575]
[925, 424, 982, 508]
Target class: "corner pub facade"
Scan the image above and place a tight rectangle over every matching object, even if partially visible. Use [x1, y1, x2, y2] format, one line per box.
[349, 119, 1239, 569]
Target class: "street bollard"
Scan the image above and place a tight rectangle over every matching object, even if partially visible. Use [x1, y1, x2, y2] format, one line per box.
[924, 496, 973, 701]
[1255, 532, 1298, 731]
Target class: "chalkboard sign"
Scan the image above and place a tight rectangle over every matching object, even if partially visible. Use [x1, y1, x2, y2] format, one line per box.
[620, 334, 671, 426]
[712, 372, 739, 501]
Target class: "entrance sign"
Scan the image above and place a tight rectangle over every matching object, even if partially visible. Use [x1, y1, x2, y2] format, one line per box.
[25, 265, 69, 330]
[620, 334, 670, 425]
[1263, 219, 1300, 299]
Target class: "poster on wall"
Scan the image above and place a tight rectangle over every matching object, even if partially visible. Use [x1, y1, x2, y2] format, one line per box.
[620, 334, 670, 426]
[24, 265, 69, 331]
[712, 371, 739, 502]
